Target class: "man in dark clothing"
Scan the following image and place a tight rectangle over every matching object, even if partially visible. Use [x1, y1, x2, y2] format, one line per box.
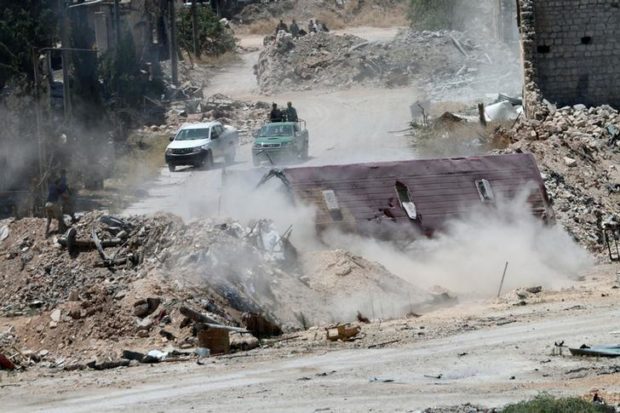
[58, 169, 77, 223]
[290, 19, 300, 38]
[275, 19, 288, 35]
[270, 103, 283, 122]
[285, 102, 298, 122]
[45, 177, 66, 237]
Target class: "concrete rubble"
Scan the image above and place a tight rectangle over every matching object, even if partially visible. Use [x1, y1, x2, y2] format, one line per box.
[495, 104, 620, 252]
[0, 211, 434, 369]
[255, 29, 521, 100]
[144, 93, 270, 146]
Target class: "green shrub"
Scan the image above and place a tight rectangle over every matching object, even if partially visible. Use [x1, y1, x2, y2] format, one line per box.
[178, 7, 236, 57]
[502, 394, 615, 413]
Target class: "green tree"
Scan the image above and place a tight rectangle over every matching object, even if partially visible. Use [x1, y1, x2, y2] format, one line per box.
[0, 0, 59, 88]
[98, 30, 164, 107]
[177, 7, 236, 57]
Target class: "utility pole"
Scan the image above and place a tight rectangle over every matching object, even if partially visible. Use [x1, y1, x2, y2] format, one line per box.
[60, 0, 72, 123]
[32, 49, 45, 193]
[113, 0, 121, 49]
[191, 0, 200, 58]
[168, 0, 178, 85]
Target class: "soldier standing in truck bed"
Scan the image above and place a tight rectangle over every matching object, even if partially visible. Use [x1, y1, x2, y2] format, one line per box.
[270, 103, 284, 122]
[285, 102, 298, 122]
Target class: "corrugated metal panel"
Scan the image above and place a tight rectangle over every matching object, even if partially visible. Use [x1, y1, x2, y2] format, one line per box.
[279, 154, 553, 237]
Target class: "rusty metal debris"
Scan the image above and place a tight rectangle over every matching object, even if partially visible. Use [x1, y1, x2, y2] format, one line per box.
[325, 324, 361, 342]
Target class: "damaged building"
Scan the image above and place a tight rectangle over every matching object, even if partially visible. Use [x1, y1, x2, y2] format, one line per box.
[244, 154, 554, 240]
[519, 0, 620, 116]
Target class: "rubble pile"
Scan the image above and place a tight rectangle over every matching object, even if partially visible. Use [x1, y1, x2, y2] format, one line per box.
[300, 249, 430, 317]
[497, 105, 620, 251]
[255, 30, 521, 99]
[146, 94, 270, 145]
[0, 212, 434, 366]
[236, 0, 405, 25]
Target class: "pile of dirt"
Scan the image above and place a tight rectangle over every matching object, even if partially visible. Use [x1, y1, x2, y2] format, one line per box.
[255, 30, 520, 98]
[148, 93, 270, 145]
[140, 94, 270, 145]
[236, 0, 407, 27]
[496, 104, 620, 252]
[300, 249, 432, 319]
[0, 212, 434, 367]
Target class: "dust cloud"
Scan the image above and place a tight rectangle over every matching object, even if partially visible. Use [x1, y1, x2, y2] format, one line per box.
[218, 170, 591, 301]
[322, 189, 592, 298]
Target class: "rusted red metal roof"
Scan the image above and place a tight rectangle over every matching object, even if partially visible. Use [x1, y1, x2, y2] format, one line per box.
[270, 154, 553, 238]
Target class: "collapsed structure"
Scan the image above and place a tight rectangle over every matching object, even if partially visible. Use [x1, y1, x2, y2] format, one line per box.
[255, 30, 521, 100]
[247, 154, 553, 239]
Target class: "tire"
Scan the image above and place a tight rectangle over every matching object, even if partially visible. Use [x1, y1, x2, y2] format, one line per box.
[168, 164, 176, 172]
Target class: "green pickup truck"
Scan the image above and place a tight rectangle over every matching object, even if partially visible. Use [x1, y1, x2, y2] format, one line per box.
[252, 121, 309, 166]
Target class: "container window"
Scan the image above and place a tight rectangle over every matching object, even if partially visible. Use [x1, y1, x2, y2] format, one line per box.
[395, 181, 418, 220]
[475, 179, 495, 202]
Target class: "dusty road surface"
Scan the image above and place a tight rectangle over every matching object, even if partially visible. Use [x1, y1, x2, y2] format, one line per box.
[124, 27, 416, 219]
[3, 263, 619, 412]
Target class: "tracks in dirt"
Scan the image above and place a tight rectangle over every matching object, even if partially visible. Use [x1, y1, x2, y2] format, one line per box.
[7, 304, 619, 412]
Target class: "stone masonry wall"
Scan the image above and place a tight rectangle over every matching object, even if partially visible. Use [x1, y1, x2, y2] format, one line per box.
[519, 0, 620, 117]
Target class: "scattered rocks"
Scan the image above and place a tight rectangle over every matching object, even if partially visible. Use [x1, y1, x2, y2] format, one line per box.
[495, 104, 620, 252]
[255, 30, 520, 100]
[162, 94, 269, 146]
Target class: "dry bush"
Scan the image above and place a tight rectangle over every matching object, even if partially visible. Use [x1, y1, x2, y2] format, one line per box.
[243, 18, 280, 35]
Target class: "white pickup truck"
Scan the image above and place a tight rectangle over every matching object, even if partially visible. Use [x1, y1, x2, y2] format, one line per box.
[165, 121, 239, 172]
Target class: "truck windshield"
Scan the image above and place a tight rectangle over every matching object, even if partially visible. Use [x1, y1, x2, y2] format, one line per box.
[175, 128, 210, 141]
[258, 124, 293, 137]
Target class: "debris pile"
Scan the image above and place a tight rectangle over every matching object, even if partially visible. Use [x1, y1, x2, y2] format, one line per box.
[236, 0, 405, 25]
[255, 30, 520, 99]
[0, 212, 435, 365]
[497, 104, 620, 251]
[150, 94, 270, 145]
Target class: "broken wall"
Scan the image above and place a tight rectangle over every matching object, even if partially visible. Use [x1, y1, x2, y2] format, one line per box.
[519, 0, 620, 117]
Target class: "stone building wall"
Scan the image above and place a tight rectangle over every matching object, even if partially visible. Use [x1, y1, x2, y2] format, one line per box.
[519, 0, 620, 117]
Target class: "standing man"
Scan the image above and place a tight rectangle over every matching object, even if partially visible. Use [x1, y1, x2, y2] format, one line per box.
[308, 19, 317, 33]
[58, 169, 77, 223]
[45, 177, 66, 237]
[275, 19, 288, 35]
[285, 102, 298, 122]
[270, 103, 283, 122]
[290, 19, 300, 38]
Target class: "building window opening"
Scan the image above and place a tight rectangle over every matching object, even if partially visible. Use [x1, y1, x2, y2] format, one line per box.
[581, 36, 592, 45]
[322, 190, 343, 221]
[537, 45, 551, 53]
[475, 179, 495, 202]
[395, 181, 418, 220]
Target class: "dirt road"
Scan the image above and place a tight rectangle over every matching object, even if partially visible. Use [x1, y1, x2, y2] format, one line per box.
[4, 271, 619, 412]
[124, 28, 416, 219]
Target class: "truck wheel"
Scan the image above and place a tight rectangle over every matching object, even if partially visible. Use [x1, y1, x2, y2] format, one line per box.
[168, 164, 176, 172]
